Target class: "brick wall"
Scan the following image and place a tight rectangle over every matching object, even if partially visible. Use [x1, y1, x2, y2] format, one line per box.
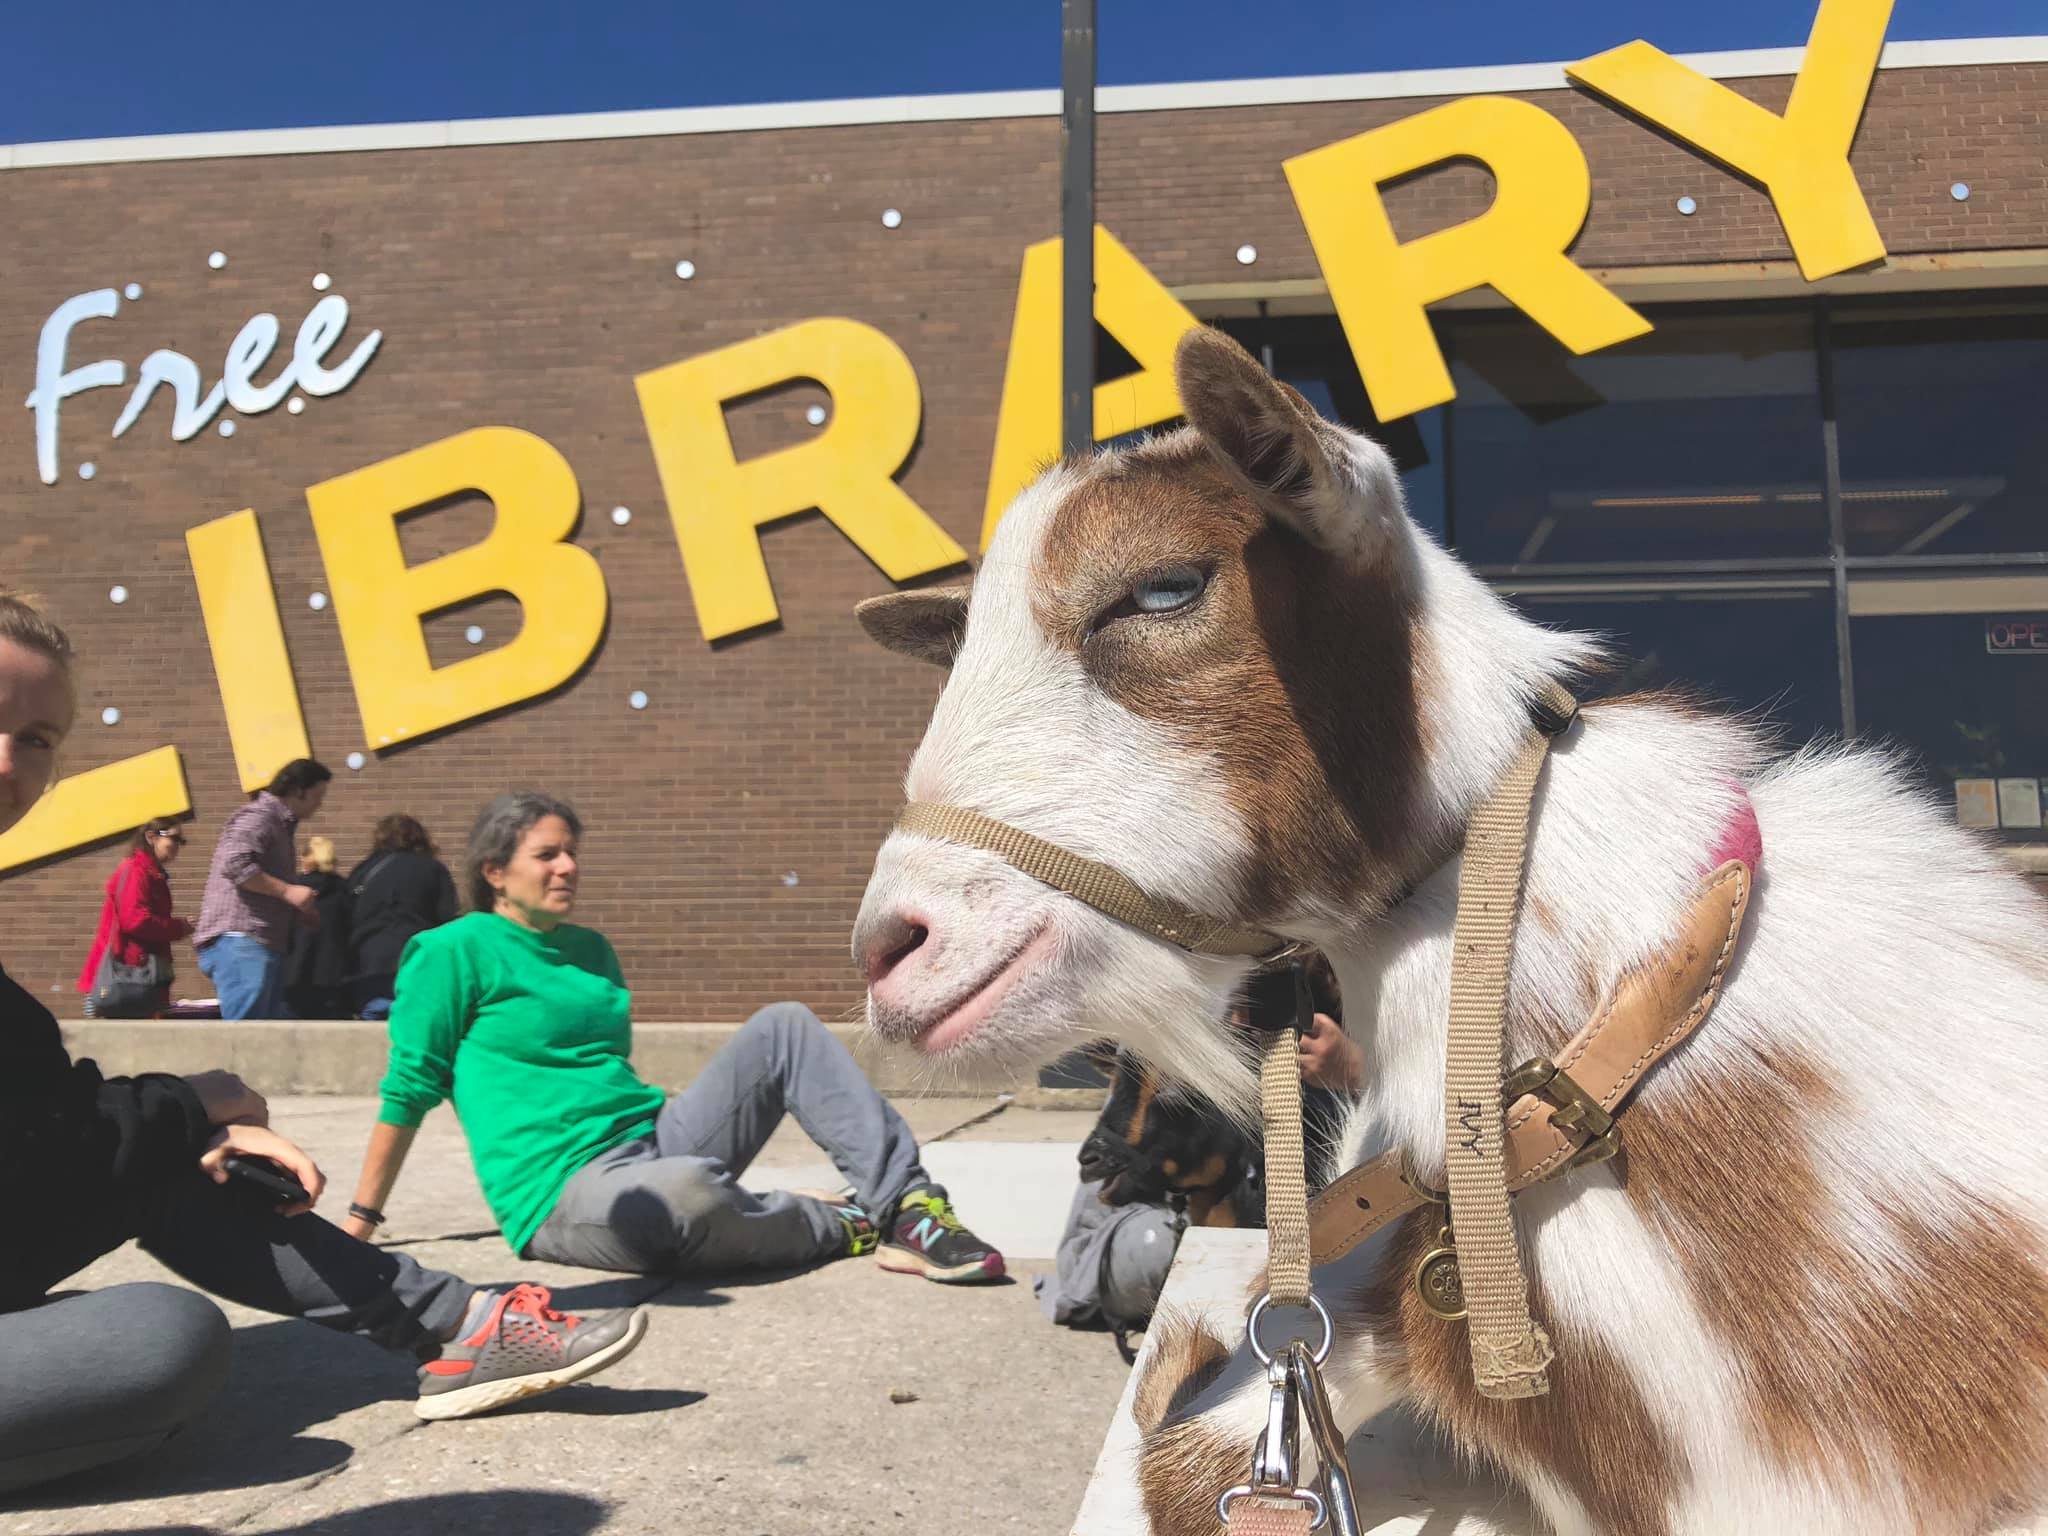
[1, 62, 2042, 1020]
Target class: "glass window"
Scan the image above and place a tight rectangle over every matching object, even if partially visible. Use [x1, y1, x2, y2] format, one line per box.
[1503, 581, 1842, 743]
[1850, 602, 2048, 843]
[1830, 302, 2048, 558]
[1448, 309, 1829, 565]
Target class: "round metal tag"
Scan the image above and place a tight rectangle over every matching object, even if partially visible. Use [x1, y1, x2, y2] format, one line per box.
[1414, 1236, 1467, 1321]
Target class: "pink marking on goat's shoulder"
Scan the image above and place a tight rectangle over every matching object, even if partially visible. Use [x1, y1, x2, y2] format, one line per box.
[1707, 786, 1762, 875]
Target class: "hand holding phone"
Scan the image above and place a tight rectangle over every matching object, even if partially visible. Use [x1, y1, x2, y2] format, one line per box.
[223, 1154, 312, 1205]
[200, 1123, 324, 1216]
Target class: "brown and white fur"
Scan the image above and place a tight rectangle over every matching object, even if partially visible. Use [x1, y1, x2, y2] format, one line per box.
[852, 328, 2048, 1536]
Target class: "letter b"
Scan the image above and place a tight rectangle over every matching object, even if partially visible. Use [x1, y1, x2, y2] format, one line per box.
[307, 427, 608, 749]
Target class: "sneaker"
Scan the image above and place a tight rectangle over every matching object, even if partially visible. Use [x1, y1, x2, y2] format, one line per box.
[415, 1283, 648, 1421]
[876, 1186, 1006, 1283]
[836, 1203, 881, 1257]
[800, 1191, 879, 1257]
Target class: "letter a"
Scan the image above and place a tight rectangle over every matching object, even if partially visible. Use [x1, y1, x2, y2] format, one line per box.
[981, 226, 1202, 550]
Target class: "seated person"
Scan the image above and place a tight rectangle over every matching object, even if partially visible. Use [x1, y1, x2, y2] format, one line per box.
[341, 790, 1005, 1285]
[0, 592, 645, 1497]
[1038, 961, 1358, 1336]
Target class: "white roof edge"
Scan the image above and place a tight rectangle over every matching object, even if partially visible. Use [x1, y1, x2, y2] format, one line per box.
[5, 35, 2045, 172]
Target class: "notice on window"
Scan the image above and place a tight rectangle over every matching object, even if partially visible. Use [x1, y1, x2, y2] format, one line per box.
[1985, 618, 2048, 654]
[1955, 779, 2000, 829]
[1997, 777, 2044, 830]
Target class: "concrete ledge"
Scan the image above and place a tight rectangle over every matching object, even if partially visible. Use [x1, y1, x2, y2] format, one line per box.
[57, 1018, 960, 1097]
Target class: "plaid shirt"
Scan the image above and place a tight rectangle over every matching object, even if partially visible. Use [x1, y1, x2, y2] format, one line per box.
[193, 792, 299, 953]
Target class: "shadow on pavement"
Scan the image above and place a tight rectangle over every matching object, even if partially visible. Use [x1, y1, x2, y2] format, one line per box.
[544, 1275, 731, 1310]
[8, 1319, 397, 1510]
[494, 1386, 706, 1417]
[376, 1231, 504, 1248]
[51, 1488, 610, 1536]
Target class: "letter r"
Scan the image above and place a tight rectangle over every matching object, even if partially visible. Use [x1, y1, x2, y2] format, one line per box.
[1284, 96, 1651, 422]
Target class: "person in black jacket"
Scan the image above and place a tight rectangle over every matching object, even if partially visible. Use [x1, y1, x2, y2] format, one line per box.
[342, 814, 458, 1020]
[282, 835, 355, 1019]
[0, 591, 648, 1497]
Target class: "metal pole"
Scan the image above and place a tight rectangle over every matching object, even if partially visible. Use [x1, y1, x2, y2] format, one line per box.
[1816, 301, 1858, 737]
[1060, 0, 1097, 458]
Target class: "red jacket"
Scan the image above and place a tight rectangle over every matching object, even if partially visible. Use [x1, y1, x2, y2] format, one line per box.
[77, 847, 193, 993]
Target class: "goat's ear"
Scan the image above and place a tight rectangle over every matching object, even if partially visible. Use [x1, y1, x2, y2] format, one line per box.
[855, 586, 971, 668]
[1174, 326, 1404, 565]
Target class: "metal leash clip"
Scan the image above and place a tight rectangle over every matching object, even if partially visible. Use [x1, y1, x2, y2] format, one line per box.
[1217, 1294, 1361, 1534]
[1216, 1347, 1326, 1530]
[1291, 1340, 1362, 1536]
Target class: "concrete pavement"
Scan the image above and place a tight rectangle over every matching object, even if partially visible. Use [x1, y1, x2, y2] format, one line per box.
[4, 1097, 1126, 1536]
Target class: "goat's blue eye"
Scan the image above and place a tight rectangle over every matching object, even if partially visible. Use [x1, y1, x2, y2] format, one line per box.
[1131, 565, 1206, 614]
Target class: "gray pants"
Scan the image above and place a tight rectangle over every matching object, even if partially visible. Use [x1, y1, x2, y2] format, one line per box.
[0, 1172, 475, 1495]
[1036, 1182, 1185, 1330]
[526, 1002, 928, 1274]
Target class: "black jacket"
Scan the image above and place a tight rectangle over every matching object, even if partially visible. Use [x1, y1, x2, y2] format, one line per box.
[282, 871, 355, 1019]
[343, 850, 458, 998]
[0, 962, 212, 1310]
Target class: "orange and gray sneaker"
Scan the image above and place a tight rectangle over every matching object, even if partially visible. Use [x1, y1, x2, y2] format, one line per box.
[415, 1283, 648, 1421]
[876, 1185, 1006, 1284]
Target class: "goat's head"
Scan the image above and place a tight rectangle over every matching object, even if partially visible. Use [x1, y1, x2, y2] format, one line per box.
[1077, 1048, 1255, 1213]
[852, 327, 1458, 1102]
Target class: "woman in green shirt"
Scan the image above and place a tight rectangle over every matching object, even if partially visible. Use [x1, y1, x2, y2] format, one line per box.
[342, 791, 1004, 1284]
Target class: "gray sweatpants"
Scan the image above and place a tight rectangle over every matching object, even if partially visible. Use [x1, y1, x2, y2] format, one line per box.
[1035, 1181, 1184, 1330]
[525, 1002, 929, 1274]
[0, 1172, 475, 1495]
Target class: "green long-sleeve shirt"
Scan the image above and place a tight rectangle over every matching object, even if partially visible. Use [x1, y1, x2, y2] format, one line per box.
[376, 912, 665, 1253]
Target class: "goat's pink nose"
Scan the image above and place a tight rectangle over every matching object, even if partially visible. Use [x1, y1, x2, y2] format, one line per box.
[859, 910, 931, 987]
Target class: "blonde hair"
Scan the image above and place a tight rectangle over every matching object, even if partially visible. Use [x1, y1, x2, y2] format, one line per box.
[0, 590, 75, 672]
[301, 834, 338, 874]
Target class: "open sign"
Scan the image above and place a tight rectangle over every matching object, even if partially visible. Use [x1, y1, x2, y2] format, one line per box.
[1986, 620, 2048, 654]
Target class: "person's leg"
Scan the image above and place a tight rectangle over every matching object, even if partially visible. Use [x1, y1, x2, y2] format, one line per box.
[253, 944, 292, 1020]
[198, 935, 269, 1022]
[653, 1001, 927, 1219]
[136, 1169, 650, 1420]
[525, 1136, 844, 1275]
[0, 1284, 230, 1496]
[136, 1168, 473, 1359]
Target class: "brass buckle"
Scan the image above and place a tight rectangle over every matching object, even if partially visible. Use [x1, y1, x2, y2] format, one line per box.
[1503, 1056, 1621, 1175]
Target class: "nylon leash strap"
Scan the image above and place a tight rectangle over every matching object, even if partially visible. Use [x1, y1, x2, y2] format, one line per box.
[1442, 680, 1576, 1399]
[1219, 989, 1360, 1535]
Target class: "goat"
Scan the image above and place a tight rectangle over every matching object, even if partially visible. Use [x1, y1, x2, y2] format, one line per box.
[852, 326, 2048, 1536]
[1079, 1041, 1348, 1231]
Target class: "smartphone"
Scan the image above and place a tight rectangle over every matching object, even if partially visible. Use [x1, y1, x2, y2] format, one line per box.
[223, 1154, 311, 1205]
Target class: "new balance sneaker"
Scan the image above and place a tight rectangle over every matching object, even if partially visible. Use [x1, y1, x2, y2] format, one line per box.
[800, 1191, 879, 1257]
[876, 1186, 1006, 1283]
[416, 1283, 648, 1421]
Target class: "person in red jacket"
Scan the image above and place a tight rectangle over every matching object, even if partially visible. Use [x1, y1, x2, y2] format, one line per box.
[78, 819, 195, 1016]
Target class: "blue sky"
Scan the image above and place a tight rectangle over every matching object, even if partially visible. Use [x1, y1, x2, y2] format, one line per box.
[7, 0, 2040, 144]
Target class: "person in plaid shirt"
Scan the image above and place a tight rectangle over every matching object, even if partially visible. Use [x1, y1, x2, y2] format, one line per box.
[193, 759, 332, 1019]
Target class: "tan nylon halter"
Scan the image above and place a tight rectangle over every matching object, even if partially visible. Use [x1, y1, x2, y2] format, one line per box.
[893, 677, 1577, 1406]
[893, 803, 1293, 960]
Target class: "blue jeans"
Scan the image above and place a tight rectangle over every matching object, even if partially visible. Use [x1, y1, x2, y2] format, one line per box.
[359, 997, 393, 1021]
[197, 934, 289, 1021]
